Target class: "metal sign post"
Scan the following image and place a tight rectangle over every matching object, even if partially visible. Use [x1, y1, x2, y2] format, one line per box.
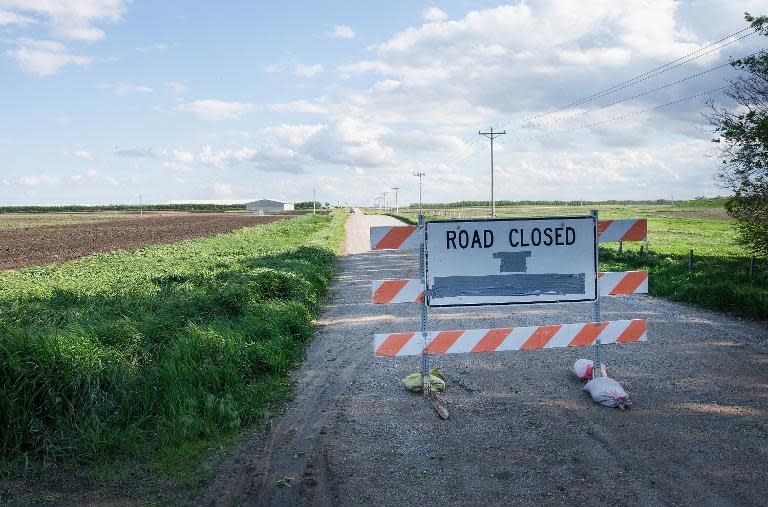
[591, 210, 602, 378]
[418, 214, 430, 394]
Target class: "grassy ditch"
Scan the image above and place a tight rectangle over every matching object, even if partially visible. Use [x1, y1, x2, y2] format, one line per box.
[0, 211, 346, 467]
[387, 212, 767, 320]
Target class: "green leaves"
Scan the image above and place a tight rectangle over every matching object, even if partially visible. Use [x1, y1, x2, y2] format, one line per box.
[0, 212, 347, 464]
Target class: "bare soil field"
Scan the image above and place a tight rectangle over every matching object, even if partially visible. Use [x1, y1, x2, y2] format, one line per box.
[0, 214, 289, 270]
[201, 212, 768, 507]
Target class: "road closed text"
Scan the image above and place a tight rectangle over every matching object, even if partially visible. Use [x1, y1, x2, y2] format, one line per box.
[446, 226, 577, 250]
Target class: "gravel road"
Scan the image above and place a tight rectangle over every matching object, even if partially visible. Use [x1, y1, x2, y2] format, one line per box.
[201, 211, 768, 507]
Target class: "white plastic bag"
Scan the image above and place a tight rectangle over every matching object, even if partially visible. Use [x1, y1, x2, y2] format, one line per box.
[573, 359, 607, 381]
[583, 377, 632, 410]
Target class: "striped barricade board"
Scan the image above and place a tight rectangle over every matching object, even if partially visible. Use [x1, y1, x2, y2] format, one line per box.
[374, 319, 647, 357]
[371, 271, 649, 304]
[370, 219, 646, 250]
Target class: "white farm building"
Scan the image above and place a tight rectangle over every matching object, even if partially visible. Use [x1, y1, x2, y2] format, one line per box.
[245, 199, 294, 213]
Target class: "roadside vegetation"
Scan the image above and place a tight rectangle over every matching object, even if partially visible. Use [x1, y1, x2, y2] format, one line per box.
[386, 200, 767, 320]
[0, 212, 346, 472]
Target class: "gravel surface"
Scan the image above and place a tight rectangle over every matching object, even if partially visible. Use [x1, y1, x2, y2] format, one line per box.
[0, 214, 288, 269]
[201, 211, 768, 507]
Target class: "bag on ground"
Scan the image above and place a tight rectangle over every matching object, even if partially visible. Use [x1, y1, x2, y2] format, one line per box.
[573, 359, 607, 381]
[583, 377, 632, 410]
[403, 367, 446, 393]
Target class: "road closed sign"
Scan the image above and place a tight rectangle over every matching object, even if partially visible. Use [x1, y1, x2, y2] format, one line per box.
[425, 216, 597, 307]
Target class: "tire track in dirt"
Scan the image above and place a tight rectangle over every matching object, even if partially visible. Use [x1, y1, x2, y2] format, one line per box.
[199, 212, 404, 506]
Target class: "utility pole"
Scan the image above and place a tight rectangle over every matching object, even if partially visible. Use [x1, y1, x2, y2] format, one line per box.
[139, 193, 143, 216]
[313, 188, 316, 215]
[413, 171, 425, 216]
[479, 126, 506, 218]
[383, 191, 388, 213]
[392, 187, 399, 213]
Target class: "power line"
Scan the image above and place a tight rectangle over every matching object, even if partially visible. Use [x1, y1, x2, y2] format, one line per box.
[503, 27, 754, 129]
[531, 86, 726, 140]
[517, 57, 745, 131]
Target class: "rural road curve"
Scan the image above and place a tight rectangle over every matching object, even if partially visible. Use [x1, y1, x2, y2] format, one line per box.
[201, 211, 768, 506]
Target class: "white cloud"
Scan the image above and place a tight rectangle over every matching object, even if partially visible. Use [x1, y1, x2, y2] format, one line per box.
[97, 82, 154, 95]
[294, 63, 324, 78]
[70, 149, 93, 160]
[328, 25, 355, 39]
[7, 38, 90, 76]
[421, 7, 447, 22]
[19, 174, 60, 186]
[0, 0, 128, 41]
[70, 169, 118, 185]
[178, 99, 255, 121]
[270, 99, 328, 115]
[165, 81, 186, 94]
[136, 42, 177, 53]
[212, 182, 233, 196]
[0, 8, 34, 25]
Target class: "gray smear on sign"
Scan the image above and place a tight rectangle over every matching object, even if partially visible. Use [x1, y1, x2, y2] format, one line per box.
[432, 273, 585, 298]
[492, 251, 532, 272]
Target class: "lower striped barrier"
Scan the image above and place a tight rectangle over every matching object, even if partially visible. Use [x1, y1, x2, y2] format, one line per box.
[374, 319, 647, 356]
[371, 271, 648, 304]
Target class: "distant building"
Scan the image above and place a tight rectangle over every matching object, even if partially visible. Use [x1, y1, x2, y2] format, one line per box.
[245, 199, 294, 213]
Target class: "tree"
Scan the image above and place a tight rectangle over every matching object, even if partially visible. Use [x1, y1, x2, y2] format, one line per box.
[707, 13, 768, 256]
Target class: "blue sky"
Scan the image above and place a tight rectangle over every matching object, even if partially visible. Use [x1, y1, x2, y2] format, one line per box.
[1, 1, 767, 206]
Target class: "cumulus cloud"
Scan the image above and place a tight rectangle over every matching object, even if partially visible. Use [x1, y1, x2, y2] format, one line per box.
[97, 82, 154, 95]
[178, 99, 255, 121]
[70, 149, 93, 160]
[328, 24, 355, 39]
[0, 8, 34, 25]
[136, 42, 177, 53]
[0, 0, 128, 41]
[71, 169, 118, 185]
[422, 7, 447, 22]
[7, 38, 90, 76]
[294, 63, 324, 77]
[165, 81, 186, 94]
[19, 174, 60, 186]
[212, 182, 233, 196]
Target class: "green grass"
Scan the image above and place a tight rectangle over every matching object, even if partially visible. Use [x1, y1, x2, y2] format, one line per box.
[386, 205, 767, 320]
[0, 211, 346, 467]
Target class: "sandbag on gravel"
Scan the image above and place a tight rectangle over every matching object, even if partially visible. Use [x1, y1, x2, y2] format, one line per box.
[573, 358, 607, 381]
[403, 367, 445, 393]
[583, 377, 632, 410]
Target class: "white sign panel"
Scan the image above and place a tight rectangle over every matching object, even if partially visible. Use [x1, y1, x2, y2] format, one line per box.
[425, 216, 597, 307]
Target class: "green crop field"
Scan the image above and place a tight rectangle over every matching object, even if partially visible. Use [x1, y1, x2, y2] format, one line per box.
[385, 199, 767, 320]
[0, 211, 346, 473]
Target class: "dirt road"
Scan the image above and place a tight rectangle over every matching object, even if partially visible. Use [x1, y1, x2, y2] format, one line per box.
[201, 211, 768, 506]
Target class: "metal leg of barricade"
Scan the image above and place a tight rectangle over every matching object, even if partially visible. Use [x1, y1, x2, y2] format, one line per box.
[591, 210, 602, 378]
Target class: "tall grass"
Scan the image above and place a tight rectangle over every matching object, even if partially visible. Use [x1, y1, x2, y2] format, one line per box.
[0, 212, 346, 465]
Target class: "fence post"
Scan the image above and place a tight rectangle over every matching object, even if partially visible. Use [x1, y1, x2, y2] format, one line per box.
[688, 249, 693, 270]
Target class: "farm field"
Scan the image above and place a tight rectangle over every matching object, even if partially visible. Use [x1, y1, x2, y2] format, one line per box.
[0, 211, 346, 504]
[384, 200, 767, 320]
[0, 214, 289, 270]
[0, 212, 141, 229]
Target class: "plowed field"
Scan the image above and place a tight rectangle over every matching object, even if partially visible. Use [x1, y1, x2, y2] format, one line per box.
[0, 214, 289, 269]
